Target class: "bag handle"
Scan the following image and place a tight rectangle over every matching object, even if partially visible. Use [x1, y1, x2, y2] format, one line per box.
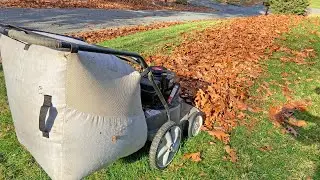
[39, 95, 52, 138]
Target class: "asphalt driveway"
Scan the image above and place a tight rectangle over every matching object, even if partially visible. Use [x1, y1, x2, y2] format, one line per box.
[0, 6, 265, 33]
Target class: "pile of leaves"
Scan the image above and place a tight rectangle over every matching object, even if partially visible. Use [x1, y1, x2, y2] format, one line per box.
[0, 0, 211, 11]
[148, 15, 303, 135]
[70, 22, 182, 43]
[146, 15, 304, 162]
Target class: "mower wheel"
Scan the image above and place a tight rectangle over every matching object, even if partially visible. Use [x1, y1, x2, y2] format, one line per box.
[188, 112, 203, 138]
[149, 121, 182, 170]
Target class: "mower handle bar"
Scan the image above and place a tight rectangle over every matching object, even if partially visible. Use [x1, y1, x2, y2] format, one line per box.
[0, 24, 171, 121]
[0, 24, 148, 68]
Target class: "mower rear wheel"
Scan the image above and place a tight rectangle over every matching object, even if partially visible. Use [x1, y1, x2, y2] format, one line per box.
[149, 121, 182, 170]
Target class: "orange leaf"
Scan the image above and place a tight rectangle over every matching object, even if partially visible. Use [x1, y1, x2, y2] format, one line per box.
[224, 145, 238, 163]
[183, 152, 202, 162]
[208, 130, 230, 144]
[288, 119, 307, 127]
[259, 145, 273, 152]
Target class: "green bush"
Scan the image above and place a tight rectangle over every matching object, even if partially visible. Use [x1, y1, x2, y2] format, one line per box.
[269, 0, 309, 15]
[175, 0, 188, 5]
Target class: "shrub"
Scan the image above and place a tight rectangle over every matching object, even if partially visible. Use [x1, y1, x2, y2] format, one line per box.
[175, 0, 188, 5]
[269, 0, 309, 15]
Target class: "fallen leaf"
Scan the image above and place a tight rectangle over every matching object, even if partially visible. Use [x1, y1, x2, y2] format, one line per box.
[288, 119, 307, 127]
[259, 145, 273, 152]
[280, 128, 287, 134]
[183, 152, 202, 162]
[281, 72, 289, 77]
[199, 172, 207, 177]
[208, 130, 230, 144]
[237, 101, 248, 111]
[306, 176, 312, 180]
[224, 145, 238, 163]
[112, 136, 117, 143]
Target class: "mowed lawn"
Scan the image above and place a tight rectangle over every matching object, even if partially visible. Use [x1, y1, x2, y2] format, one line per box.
[311, 0, 320, 9]
[1, 18, 320, 179]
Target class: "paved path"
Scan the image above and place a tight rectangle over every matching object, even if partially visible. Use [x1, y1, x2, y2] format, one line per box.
[189, 0, 265, 15]
[310, 8, 320, 15]
[0, 3, 266, 33]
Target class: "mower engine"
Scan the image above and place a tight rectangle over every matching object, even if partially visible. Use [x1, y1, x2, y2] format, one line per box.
[140, 66, 180, 109]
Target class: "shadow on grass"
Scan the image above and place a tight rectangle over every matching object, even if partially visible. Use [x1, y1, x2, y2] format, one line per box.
[273, 104, 320, 179]
[122, 142, 150, 164]
[294, 110, 320, 145]
[315, 167, 320, 179]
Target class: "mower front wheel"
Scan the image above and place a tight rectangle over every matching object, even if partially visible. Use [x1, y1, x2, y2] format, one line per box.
[149, 121, 182, 170]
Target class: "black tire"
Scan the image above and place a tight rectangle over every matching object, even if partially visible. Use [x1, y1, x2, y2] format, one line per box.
[149, 121, 181, 170]
[188, 112, 204, 138]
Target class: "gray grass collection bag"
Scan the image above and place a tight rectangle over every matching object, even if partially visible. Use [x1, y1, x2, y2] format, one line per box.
[0, 30, 148, 179]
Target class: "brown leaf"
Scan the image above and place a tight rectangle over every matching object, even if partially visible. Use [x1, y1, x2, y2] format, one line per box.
[281, 72, 289, 77]
[112, 136, 117, 143]
[306, 176, 313, 180]
[183, 152, 202, 162]
[259, 145, 273, 152]
[224, 145, 238, 163]
[288, 119, 307, 127]
[237, 101, 248, 111]
[208, 130, 230, 144]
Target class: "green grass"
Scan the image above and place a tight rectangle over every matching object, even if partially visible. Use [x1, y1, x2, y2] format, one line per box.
[1, 18, 320, 179]
[310, 0, 320, 9]
[99, 20, 220, 56]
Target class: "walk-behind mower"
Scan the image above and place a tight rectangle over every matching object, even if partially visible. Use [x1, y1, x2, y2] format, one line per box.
[0, 24, 203, 179]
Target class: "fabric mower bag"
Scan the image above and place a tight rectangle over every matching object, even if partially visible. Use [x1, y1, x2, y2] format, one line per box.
[0, 29, 147, 179]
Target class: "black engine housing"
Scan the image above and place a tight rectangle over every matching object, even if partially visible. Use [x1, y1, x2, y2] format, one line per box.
[140, 66, 178, 108]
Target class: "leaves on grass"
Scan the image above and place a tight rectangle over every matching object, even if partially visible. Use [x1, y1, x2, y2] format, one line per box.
[70, 22, 182, 43]
[277, 47, 317, 65]
[0, 0, 211, 11]
[269, 100, 311, 136]
[207, 130, 230, 144]
[259, 145, 273, 152]
[224, 145, 238, 163]
[288, 119, 307, 127]
[148, 15, 303, 134]
[183, 152, 202, 162]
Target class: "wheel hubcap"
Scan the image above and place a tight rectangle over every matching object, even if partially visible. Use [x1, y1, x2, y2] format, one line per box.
[156, 126, 181, 168]
[192, 115, 203, 136]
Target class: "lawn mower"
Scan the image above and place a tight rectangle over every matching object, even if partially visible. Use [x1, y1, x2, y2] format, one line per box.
[0, 24, 204, 178]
